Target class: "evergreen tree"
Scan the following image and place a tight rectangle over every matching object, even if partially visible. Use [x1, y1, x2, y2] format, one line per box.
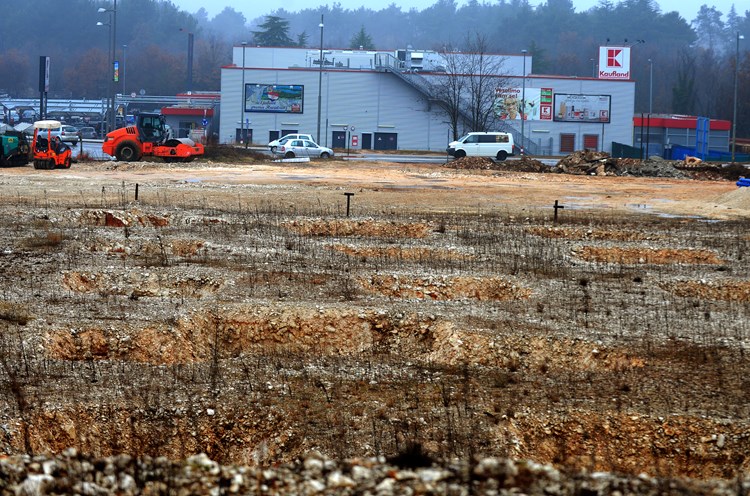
[528, 41, 549, 75]
[252, 16, 294, 47]
[296, 31, 310, 48]
[691, 5, 725, 53]
[349, 26, 375, 50]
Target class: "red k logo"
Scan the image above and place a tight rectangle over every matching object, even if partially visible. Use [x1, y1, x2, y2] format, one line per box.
[607, 49, 623, 67]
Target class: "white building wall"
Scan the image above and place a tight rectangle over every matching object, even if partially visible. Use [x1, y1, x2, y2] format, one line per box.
[221, 52, 636, 154]
[220, 67, 454, 151]
[520, 76, 635, 154]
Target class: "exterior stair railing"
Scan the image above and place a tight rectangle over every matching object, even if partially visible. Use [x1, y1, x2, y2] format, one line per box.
[375, 53, 540, 156]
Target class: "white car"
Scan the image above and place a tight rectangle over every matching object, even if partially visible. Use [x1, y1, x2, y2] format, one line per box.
[29, 123, 80, 143]
[267, 133, 313, 153]
[276, 139, 334, 159]
[59, 125, 80, 143]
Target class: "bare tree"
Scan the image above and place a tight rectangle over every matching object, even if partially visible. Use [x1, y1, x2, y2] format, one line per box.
[430, 34, 509, 139]
[464, 33, 508, 133]
[430, 49, 468, 141]
[671, 49, 698, 116]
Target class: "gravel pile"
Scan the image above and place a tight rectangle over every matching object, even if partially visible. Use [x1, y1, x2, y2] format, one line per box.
[1, 449, 748, 495]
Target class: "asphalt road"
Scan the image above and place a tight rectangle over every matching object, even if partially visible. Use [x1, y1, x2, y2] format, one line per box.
[345, 153, 559, 166]
[75, 140, 558, 166]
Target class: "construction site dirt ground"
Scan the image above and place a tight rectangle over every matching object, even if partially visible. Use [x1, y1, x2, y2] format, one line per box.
[1, 153, 750, 483]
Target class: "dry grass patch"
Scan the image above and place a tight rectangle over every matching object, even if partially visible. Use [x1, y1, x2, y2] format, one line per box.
[76, 209, 170, 228]
[170, 239, 206, 257]
[61, 271, 223, 297]
[576, 246, 723, 264]
[46, 328, 111, 360]
[330, 244, 473, 261]
[19, 231, 64, 249]
[0, 301, 34, 325]
[527, 226, 656, 242]
[661, 279, 750, 302]
[282, 219, 433, 238]
[46, 324, 210, 364]
[44, 307, 444, 364]
[521, 337, 646, 373]
[358, 274, 532, 301]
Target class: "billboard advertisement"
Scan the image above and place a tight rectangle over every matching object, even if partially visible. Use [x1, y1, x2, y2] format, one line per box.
[494, 87, 553, 121]
[245, 84, 303, 113]
[553, 94, 611, 123]
[598, 46, 631, 80]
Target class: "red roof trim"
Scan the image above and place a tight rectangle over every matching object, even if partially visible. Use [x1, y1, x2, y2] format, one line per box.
[161, 107, 214, 117]
[633, 115, 731, 131]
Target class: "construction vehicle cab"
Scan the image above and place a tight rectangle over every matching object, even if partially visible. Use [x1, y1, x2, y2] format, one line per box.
[32, 120, 72, 170]
[0, 129, 31, 167]
[102, 112, 204, 162]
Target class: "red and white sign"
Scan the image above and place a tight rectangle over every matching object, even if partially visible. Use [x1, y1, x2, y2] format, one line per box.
[352, 135, 359, 147]
[598, 46, 631, 80]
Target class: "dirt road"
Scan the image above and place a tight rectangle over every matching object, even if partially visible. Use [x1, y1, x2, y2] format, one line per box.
[1, 158, 747, 220]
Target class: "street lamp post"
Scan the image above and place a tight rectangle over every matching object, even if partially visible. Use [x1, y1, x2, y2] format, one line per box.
[180, 29, 194, 93]
[98, 1, 117, 132]
[122, 44, 127, 96]
[187, 32, 194, 93]
[520, 49, 527, 156]
[240, 41, 247, 147]
[317, 15, 324, 145]
[96, 16, 112, 133]
[648, 58, 653, 114]
[732, 33, 745, 163]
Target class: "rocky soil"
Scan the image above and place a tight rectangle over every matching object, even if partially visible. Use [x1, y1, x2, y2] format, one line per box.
[2, 449, 749, 495]
[451, 150, 750, 181]
[0, 153, 749, 493]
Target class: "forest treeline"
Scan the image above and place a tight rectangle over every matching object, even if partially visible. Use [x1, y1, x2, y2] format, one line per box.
[0, 0, 747, 136]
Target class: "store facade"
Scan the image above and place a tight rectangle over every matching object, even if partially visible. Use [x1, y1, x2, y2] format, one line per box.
[219, 46, 636, 155]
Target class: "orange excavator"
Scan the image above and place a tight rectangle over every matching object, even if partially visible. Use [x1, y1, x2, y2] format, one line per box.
[32, 120, 72, 170]
[102, 112, 204, 162]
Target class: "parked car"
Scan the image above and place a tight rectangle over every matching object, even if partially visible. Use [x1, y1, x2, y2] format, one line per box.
[276, 139, 334, 159]
[447, 132, 514, 161]
[24, 125, 78, 143]
[77, 126, 98, 139]
[267, 133, 313, 153]
[59, 125, 80, 143]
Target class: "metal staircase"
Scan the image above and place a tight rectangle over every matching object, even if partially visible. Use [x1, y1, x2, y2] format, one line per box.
[495, 120, 540, 156]
[374, 53, 540, 156]
[374, 53, 441, 102]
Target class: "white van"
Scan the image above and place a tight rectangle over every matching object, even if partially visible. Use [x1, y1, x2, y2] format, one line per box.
[447, 132, 515, 161]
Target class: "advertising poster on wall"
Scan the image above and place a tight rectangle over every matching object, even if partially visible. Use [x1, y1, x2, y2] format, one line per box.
[245, 84, 304, 113]
[553, 94, 611, 123]
[494, 87, 553, 121]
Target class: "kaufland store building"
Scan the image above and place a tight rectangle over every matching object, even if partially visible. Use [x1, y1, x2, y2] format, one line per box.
[219, 45, 728, 156]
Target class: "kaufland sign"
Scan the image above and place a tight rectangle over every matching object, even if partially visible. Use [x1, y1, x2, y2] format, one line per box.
[598, 46, 631, 80]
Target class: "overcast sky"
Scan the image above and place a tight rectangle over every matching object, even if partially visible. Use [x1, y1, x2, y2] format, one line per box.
[173, 0, 733, 24]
